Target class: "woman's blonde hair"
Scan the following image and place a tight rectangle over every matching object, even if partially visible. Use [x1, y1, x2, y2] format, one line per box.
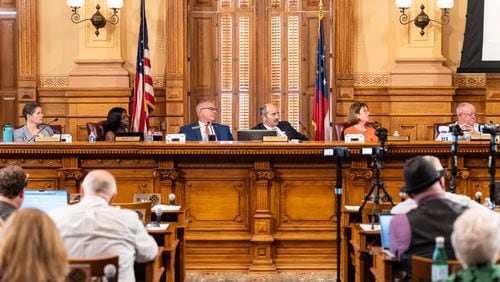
[347, 102, 369, 126]
[0, 208, 68, 282]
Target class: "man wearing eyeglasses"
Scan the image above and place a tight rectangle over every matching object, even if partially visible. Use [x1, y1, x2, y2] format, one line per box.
[453, 102, 481, 140]
[179, 99, 234, 141]
[0, 165, 28, 220]
[252, 103, 308, 141]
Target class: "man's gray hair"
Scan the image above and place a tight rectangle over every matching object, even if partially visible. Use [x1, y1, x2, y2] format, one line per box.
[196, 99, 216, 115]
[451, 208, 500, 267]
[82, 170, 117, 199]
[258, 104, 270, 118]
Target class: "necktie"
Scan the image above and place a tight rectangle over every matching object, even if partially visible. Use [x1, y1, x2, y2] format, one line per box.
[205, 124, 211, 140]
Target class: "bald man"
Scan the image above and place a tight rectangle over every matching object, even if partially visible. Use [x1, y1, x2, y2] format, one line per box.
[252, 103, 308, 141]
[49, 170, 158, 282]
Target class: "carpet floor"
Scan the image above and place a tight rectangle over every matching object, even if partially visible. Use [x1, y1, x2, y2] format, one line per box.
[184, 272, 338, 282]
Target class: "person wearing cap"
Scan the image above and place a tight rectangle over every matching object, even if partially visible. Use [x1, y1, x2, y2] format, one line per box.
[388, 155, 469, 276]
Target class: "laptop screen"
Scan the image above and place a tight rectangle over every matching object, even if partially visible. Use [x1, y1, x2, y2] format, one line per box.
[379, 213, 395, 250]
[21, 190, 68, 213]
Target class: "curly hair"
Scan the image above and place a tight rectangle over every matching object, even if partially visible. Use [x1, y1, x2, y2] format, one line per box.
[0, 166, 27, 199]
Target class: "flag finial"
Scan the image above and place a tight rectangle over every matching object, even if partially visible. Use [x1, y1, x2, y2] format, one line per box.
[319, 0, 324, 16]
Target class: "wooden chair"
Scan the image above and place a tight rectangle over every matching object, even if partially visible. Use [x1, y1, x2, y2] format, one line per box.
[412, 255, 462, 282]
[113, 201, 152, 224]
[66, 264, 91, 282]
[68, 256, 119, 282]
[134, 193, 162, 207]
[85, 120, 107, 141]
[333, 122, 348, 141]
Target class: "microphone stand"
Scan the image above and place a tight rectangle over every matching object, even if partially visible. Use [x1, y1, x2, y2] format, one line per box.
[449, 125, 462, 194]
[26, 118, 59, 142]
[333, 147, 348, 282]
[487, 131, 497, 208]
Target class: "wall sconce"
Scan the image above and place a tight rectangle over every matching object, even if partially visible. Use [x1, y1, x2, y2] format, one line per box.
[67, 0, 124, 36]
[395, 0, 454, 36]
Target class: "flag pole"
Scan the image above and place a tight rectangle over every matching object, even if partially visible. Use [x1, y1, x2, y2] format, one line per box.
[141, 0, 147, 132]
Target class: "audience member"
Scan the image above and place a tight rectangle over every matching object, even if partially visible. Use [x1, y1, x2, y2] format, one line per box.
[0, 208, 68, 282]
[179, 99, 234, 141]
[445, 208, 500, 281]
[391, 155, 483, 214]
[453, 102, 481, 140]
[343, 102, 378, 142]
[105, 107, 130, 141]
[14, 102, 54, 142]
[252, 103, 308, 141]
[388, 156, 468, 275]
[0, 165, 28, 220]
[49, 170, 158, 282]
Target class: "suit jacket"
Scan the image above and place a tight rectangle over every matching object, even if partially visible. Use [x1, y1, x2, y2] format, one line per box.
[14, 124, 54, 143]
[252, 121, 308, 141]
[179, 122, 234, 141]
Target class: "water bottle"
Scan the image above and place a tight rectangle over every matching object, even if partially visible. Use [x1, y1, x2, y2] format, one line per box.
[146, 131, 154, 142]
[88, 132, 96, 143]
[2, 123, 13, 143]
[432, 236, 448, 281]
[484, 198, 494, 210]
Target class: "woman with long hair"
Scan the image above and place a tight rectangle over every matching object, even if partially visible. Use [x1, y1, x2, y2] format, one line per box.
[104, 107, 130, 141]
[0, 208, 68, 281]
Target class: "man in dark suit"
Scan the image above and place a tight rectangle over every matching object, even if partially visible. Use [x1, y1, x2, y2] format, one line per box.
[252, 103, 308, 141]
[179, 99, 234, 141]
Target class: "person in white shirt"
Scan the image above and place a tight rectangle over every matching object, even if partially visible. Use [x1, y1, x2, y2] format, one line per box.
[252, 103, 308, 141]
[391, 155, 484, 214]
[49, 170, 158, 282]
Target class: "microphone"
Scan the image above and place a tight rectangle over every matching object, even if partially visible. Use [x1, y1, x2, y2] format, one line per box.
[168, 193, 176, 205]
[206, 121, 216, 141]
[475, 191, 482, 203]
[399, 191, 406, 202]
[298, 121, 314, 140]
[26, 118, 59, 142]
[154, 205, 163, 227]
[103, 264, 117, 282]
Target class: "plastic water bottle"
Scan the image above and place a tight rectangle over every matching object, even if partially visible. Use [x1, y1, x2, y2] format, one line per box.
[431, 236, 448, 281]
[2, 123, 13, 142]
[146, 131, 154, 142]
[484, 197, 494, 210]
[88, 132, 96, 143]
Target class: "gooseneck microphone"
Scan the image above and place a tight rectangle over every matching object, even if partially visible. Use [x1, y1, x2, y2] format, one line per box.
[298, 121, 314, 140]
[168, 193, 176, 205]
[206, 121, 216, 141]
[26, 118, 59, 142]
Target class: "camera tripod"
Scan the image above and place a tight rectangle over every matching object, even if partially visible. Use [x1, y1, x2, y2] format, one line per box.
[358, 153, 394, 225]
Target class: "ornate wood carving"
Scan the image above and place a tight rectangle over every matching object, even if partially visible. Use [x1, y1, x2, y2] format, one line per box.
[16, 0, 37, 100]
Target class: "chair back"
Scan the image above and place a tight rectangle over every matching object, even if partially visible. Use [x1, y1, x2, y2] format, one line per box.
[412, 255, 462, 282]
[68, 255, 119, 281]
[86, 120, 107, 141]
[66, 263, 91, 282]
[333, 123, 347, 141]
[134, 193, 162, 207]
[112, 201, 152, 224]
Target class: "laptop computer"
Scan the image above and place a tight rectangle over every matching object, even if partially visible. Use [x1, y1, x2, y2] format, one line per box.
[379, 213, 396, 257]
[237, 130, 277, 141]
[21, 190, 69, 213]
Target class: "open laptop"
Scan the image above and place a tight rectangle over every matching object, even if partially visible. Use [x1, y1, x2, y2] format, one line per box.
[21, 190, 69, 213]
[237, 130, 277, 141]
[379, 213, 396, 257]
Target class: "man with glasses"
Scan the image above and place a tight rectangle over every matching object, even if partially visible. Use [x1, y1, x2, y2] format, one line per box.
[0, 165, 28, 220]
[179, 99, 234, 141]
[454, 102, 481, 140]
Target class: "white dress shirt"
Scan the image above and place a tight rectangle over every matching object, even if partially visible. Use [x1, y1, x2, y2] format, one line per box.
[263, 124, 287, 137]
[49, 195, 158, 282]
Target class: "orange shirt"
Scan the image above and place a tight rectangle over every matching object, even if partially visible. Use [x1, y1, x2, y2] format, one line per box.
[343, 125, 378, 142]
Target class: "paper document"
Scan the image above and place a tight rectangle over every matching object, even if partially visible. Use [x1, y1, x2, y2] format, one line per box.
[151, 204, 181, 211]
[359, 224, 380, 231]
[344, 205, 360, 211]
[146, 223, 169, 231]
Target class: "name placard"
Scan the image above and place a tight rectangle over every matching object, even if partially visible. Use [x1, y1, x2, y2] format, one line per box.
[115, 136, 142, 142]
[263, 136, 288, 142]
[35, 136, 61, 142]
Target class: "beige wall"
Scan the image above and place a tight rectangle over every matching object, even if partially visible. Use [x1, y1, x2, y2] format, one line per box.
[38, 0, 167, 77]
[355, 0, 468, 73]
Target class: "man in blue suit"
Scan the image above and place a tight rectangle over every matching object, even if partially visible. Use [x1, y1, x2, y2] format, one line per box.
[179, 99, 234, 141]
[252, 103, 308, 141]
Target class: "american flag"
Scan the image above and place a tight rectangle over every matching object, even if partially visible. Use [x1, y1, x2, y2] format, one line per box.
[131, 0, 154, 133]
[312, 12, 331, 141]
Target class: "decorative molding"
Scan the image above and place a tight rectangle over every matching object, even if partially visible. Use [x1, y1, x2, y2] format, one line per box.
[154, 168, 179, 180]
[353, 73, 390, 87]
[38, 76, 69, 88]
[452, 74, 486, 88]
[57, 169, 83, 181]
[130, 76, 166, 89]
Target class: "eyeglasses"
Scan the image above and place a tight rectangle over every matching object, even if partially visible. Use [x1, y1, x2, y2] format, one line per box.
[201, 107, 218, 112]
[460, 112, 477, 117]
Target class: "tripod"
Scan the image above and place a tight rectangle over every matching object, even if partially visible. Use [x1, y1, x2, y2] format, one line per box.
[358, 152, 394, 225]
[487, 130, 498, 208]
[332, 147, 348, 282]
[449, 124, 463, 194]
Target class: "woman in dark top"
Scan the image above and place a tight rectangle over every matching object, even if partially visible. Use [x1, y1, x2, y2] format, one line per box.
[104, 107, 130, 141]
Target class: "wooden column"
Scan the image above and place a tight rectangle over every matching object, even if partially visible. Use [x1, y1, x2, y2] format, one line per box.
[249, 159, 276, 273]
[165, 0, 187, 134]
[16, 0, 37, 103]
